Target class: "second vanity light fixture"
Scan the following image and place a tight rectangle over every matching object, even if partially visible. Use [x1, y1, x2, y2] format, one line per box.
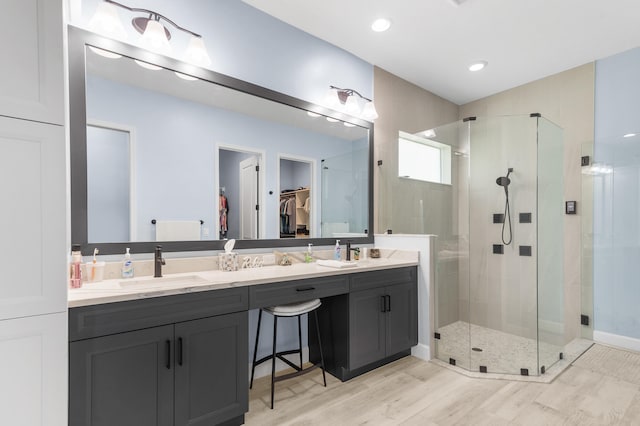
[325, 85, 379, 122]
[89, 0, 212, 68]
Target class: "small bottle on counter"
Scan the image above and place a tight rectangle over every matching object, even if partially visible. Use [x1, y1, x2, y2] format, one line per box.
[122, 247, 134, 278]
[69, 245, 83, 289]
[305, 243, 313, 263]
[334, 240, 341, 261]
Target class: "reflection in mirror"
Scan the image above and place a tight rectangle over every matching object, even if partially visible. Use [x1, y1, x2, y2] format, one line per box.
[71, 27, 373, 253]
[218, 148, 262, 240]
[321, 148, 369, 237]
[279, 157, 313, 239]
[87, 123, 132, 242]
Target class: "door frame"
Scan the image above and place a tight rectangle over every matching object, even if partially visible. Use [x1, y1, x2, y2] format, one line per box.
[86, 119, 137, 241]
[215, 144, 265, 239]
[276, 153, 317, 238]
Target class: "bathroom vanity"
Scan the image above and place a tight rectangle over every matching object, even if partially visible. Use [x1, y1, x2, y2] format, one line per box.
[68, 259, 417, 426]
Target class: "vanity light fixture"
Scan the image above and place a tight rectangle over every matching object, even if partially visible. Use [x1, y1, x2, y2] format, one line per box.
[325, 85, 379, 121]
[90, 0, 212, 67]
[469, 61, 488, 72]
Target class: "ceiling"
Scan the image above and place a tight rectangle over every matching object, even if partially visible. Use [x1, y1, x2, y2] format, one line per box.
[243, 0, 640, 105]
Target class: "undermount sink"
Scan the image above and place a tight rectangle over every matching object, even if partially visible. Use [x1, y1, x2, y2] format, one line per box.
[119, 274, 209, 289]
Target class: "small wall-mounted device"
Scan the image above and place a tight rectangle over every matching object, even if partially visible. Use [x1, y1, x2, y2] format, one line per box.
[581, 156, 590, 167]
[565, 201, 577, 215]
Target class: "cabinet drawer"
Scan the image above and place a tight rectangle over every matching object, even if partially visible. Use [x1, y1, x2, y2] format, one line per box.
[249, 275, 349, 309]
[350, 266, 417, 292]
[69, 287, 248, 341]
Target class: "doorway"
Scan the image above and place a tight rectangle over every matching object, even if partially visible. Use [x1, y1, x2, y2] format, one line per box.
[278, 155, 314, 239]
[217, 147, 263, 240]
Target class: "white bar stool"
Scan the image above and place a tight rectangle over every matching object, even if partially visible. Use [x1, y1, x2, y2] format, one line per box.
[249, 298, 327, 409]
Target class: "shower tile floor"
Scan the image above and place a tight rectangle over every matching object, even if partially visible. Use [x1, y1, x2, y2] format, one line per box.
[434, 321, 593, 382]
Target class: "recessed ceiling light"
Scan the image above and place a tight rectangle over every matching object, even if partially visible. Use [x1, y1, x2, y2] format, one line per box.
[623, 133, 637, 138]
[371, 18, 391, 32]
[469, 61, 488, 72]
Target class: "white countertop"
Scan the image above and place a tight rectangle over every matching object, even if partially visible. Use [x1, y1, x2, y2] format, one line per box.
[69, 252, 418, 308]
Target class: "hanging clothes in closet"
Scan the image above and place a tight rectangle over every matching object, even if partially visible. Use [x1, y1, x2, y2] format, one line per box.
[219, 192, 229, 239]
[279, 194, 296, 237]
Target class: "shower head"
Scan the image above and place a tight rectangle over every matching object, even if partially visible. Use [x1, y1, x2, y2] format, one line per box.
[496, 176, 511, 187]
[496, 168, 514, 188]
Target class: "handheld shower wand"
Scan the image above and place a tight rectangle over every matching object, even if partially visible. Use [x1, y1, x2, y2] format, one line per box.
[496, 168, 514, 245]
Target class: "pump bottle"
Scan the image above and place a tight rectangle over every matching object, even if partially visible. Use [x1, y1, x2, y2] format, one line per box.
[69, 245, 82, 289]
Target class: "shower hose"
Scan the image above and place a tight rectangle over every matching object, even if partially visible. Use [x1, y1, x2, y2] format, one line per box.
[502, 194, 513, 245]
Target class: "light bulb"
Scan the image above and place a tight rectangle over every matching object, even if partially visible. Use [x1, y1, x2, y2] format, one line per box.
[344, 95, 361, 115]
[326, 117, 339, 123]
[140, 20, 171, 55]
[184, 36, 212, 67]
[307, 111, 321, 118]
[344, 122, 356, 128]
[361, 101, 379, 121]
[89, 2, 127, 39]
[324, 88, 341, 110]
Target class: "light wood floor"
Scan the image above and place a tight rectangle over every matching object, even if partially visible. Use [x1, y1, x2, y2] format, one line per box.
[245, 344, 640, 425]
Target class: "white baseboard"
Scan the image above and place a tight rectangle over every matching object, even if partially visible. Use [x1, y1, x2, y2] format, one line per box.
[249, 346, 309, 381]
[411, 343, 430, 361]
[594, 330, 640, 353]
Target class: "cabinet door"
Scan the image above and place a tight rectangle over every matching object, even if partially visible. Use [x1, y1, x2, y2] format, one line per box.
[0, 312, 67, 426]
[385, 282, 418, 356]
[0, 0, 63, 124]
[0, 117, 66, 320]
[69, 326, 174, 426]
[174, 312, 248, 426]
[349, 287, 386, 370]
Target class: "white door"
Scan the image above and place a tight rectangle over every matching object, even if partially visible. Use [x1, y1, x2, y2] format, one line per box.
[239, 157, 259, 239]
[0, 117, 67, 320]
[0, 0, 64, 125]
[0, 312, 67, 426]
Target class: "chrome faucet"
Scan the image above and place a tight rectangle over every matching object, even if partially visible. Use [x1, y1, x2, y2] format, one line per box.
[154, 245, 166, 278]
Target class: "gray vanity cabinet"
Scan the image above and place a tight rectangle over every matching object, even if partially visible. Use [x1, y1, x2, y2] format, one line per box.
[349, 269, 418, 370]
[69, 325, 175, 426]
[310, 266, 418, 381]
[69, 288, 249, 426]
[174, 313, 248, 426]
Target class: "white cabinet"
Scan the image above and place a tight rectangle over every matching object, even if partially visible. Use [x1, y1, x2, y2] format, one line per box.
[0, 117, 67, 320]
[0, 312, 67, 426]
[0, 0, 64, 124]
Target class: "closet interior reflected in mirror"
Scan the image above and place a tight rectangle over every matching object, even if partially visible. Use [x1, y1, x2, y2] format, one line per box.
[70, 27, 373, 254]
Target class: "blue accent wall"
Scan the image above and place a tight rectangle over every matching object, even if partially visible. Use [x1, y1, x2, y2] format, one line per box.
[76, 0, 373, 104]
[594, 47, 640, 340]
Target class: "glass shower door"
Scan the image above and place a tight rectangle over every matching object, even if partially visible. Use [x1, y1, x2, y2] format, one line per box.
[536, 117, 564, 374]
[467, 115, 540, 376]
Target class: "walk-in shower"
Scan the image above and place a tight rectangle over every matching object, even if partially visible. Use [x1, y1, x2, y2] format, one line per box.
[426, 114, 573, 377]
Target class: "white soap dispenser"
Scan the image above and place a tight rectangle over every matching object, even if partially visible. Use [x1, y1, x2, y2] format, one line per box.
[334, 240, 341, 261]
[122, 247, 134, 278]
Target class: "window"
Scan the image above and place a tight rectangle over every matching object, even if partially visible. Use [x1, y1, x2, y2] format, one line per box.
[398, 131, 451, 185]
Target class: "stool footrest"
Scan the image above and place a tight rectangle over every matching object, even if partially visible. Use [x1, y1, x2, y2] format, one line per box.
[254, 349, 302, 371]
[274, 363, 322, 383]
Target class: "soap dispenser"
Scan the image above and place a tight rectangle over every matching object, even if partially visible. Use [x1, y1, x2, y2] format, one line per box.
[334, 240, 341, 261]
[305, 243, 313, 263]
[122, 247, 134, 278]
